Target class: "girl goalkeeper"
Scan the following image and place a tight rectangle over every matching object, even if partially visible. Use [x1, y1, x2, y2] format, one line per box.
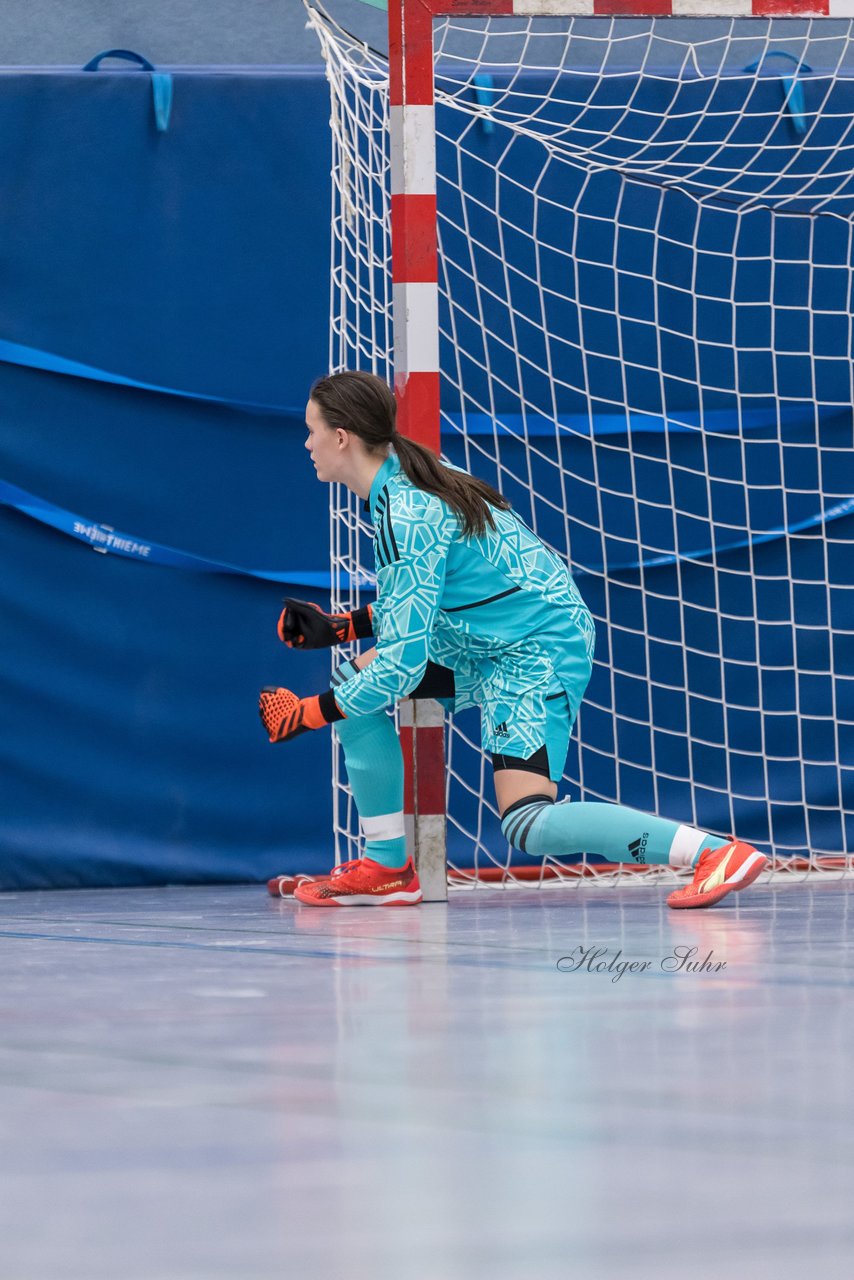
[259, 371, 767, 909]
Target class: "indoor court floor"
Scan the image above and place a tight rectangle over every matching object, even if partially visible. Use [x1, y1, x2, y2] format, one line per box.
[1, 878, 852, 1280]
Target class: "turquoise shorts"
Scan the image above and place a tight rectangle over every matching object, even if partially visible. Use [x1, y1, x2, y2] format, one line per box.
[439, 625, 594, 783]
[482, 686, 576, 783]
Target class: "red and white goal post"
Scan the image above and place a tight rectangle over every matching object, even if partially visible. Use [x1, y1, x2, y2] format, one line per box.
[307, 0, 854, 898]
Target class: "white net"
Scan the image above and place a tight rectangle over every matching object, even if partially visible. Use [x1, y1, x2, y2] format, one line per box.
[310, 5, 854, 885]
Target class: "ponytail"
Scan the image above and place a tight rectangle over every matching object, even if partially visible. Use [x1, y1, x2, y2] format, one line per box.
[391, 430, 510, 538]
[310, 370, 510, 538]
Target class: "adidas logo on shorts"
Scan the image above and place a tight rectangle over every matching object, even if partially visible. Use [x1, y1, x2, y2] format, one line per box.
[494, 721, 509, 738]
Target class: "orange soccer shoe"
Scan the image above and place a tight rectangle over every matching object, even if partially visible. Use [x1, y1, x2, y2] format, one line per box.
[293, 856, 423, 907]
[666, 840, 768, 910]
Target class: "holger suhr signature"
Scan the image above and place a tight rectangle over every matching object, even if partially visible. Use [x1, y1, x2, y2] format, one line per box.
[556, 945, 726, 983]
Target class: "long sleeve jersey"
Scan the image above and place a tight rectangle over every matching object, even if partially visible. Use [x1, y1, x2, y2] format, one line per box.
[332, 453, 594, 721]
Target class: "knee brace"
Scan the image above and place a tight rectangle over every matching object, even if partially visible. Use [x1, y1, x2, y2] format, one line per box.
[500, 793, 556, 853]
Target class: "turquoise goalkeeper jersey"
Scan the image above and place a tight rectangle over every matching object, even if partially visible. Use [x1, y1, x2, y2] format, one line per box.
[332, 453, 595, 740]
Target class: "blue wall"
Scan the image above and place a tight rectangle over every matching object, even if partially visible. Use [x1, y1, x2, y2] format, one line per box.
[0, 69, 337, 888]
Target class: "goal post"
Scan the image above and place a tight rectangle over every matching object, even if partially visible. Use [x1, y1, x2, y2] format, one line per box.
[313, 0, 854, 889]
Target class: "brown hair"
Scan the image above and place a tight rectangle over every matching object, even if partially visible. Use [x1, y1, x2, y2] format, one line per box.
[309, 370, 510, 537]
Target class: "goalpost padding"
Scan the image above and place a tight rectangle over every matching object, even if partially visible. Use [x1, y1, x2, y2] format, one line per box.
[313, 0, 854, 887]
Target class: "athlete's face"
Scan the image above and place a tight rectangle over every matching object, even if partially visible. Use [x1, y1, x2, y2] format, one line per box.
[305, 398, 347, 483]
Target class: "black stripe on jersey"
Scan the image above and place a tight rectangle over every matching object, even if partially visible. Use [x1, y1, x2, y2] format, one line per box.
[373, 494, 390, 568]
[379, 487, 400, 562]
[376, 516, 392, 568]
[374, 488, 400, 567]
[444, 585, 522, 613]
[375, 509, 392, 568]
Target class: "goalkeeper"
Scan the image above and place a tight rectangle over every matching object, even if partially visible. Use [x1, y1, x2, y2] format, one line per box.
[260, 371, 767, 909]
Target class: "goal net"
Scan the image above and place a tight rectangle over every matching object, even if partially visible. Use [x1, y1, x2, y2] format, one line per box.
[310, 1, 854, 886]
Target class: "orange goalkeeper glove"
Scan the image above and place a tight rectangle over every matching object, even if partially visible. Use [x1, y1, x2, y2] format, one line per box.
[258, 686, 345, 744]
[277, 599, 373, 649]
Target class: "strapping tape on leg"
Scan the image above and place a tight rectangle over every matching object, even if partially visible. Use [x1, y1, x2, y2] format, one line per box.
[361, 811, 406, 842]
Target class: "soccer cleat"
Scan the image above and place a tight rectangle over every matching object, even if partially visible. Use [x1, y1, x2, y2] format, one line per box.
[666, 840, 768, 910]
[293, 856, 422, 907]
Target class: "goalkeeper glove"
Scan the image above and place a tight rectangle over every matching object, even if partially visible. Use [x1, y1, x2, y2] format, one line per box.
[277, 599, 373, 649]
[258, 686, 344, 744]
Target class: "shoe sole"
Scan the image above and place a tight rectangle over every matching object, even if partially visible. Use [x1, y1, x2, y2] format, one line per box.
[667, 851, 768, 910]
[293, 890, 423, 908]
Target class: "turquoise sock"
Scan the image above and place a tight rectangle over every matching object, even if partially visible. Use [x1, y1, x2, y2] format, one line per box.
[501, 798, 730, 868]
[334, 710, 408, 870]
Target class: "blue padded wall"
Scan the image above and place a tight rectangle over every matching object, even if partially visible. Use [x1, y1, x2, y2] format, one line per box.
[0, 68, 337, 888]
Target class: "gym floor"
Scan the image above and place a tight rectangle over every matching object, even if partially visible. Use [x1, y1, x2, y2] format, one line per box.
[1, 879, 852, 1279]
